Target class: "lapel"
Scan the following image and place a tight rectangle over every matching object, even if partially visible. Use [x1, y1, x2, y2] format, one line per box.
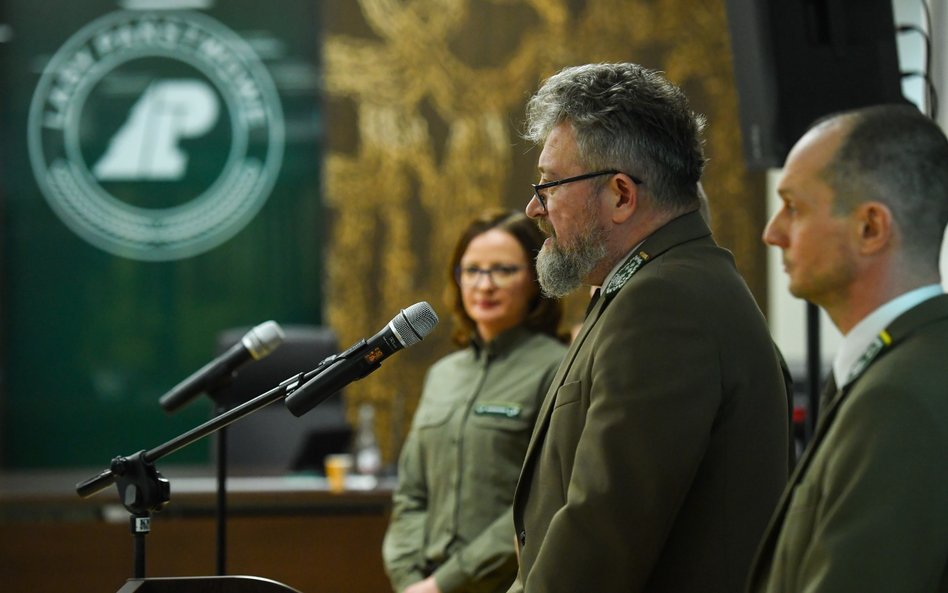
[600, 210, 712, 306]
[750, 375, 840, 577]
[748, 294, 948, 589]
[817, 374, 838, 421]
[514, 211, 713, 502]
[515, 291, 606, 494]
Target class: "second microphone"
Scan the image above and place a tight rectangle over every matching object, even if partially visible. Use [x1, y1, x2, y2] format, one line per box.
[284, 302, 439, 417]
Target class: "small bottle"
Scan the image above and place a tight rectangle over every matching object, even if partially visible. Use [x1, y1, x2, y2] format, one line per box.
[354, 403, 381, 477]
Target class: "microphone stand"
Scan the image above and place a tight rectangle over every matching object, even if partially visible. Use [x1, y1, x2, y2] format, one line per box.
[187, 380, 235, 577]
[76, 362, 333, 580]
[214, 398, 229, 576]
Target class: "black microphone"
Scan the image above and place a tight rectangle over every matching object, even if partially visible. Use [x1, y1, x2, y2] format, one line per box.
[159, 321, 285, 413]
[285, 302, 439, 417]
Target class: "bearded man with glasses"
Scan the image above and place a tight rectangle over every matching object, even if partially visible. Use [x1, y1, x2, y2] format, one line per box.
[506, 62, 792, 593]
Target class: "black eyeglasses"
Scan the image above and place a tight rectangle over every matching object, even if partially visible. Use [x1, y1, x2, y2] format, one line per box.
[455, 265, 525, 288]
[530, 169, 643, 213]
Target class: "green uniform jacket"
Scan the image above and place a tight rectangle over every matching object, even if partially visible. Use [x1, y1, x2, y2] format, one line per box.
[509, 211, 792, 593]
[383, 327, 567, 593]
[747, 295, 948, 593]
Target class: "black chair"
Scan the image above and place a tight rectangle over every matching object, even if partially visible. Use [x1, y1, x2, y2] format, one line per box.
[213, 325, 352, 474]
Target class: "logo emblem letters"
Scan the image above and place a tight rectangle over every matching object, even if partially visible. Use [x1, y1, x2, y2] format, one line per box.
[95, 80, 220, 180]
[28, 10, 285, 261]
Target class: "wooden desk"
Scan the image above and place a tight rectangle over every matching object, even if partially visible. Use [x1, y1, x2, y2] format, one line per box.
[0, 470, 394, 593]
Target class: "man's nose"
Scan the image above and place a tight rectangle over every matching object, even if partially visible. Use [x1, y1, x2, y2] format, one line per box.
[762, 213, 786, 247]
[526, 194, 545, 218]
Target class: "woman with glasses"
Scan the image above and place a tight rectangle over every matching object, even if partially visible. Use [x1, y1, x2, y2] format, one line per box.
[383, 208, 567, 593]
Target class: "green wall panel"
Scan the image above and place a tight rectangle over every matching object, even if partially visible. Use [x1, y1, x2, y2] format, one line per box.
[0, 1, 324, 468]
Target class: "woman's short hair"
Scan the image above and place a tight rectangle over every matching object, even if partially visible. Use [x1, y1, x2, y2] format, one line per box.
[445, 208, 563, 347]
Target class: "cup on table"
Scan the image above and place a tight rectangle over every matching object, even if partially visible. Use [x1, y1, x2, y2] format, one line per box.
[324, 453, 353, 493]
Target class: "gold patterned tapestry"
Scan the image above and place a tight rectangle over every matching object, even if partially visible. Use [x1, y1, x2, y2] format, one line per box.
[322, 0, 767, 463]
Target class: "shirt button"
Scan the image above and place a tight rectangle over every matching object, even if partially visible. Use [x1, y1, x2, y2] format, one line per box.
[519, 529, 526, 546]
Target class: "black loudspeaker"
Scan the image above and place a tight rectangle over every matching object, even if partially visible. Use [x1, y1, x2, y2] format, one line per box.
[725, 0, 906, 169]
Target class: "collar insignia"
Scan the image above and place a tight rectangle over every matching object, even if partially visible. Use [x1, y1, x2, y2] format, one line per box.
[604, 251, 650, 297]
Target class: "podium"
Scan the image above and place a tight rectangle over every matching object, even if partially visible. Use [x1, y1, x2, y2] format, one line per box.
[117, 576, 302, 593]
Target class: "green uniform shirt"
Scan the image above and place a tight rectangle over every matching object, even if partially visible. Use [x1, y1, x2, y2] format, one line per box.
[383, 327, 566, 593]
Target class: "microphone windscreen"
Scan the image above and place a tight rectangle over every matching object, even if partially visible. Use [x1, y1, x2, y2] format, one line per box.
[394, 302, 439, 346]
[243, 320, 285, 360]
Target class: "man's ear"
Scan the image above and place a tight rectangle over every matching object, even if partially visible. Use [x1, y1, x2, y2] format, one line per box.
[855, 201, 893, 255]
[610, 173, 639, 224]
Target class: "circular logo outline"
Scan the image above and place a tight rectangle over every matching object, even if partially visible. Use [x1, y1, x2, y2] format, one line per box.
[28, 10, 285, 261]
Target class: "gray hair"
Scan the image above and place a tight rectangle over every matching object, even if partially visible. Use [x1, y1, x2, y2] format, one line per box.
[524, 63, 707, 212]
[818, 104, 948, 268]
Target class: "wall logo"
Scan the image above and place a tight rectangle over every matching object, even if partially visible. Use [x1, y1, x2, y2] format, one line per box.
[28, 10, 285, 261]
